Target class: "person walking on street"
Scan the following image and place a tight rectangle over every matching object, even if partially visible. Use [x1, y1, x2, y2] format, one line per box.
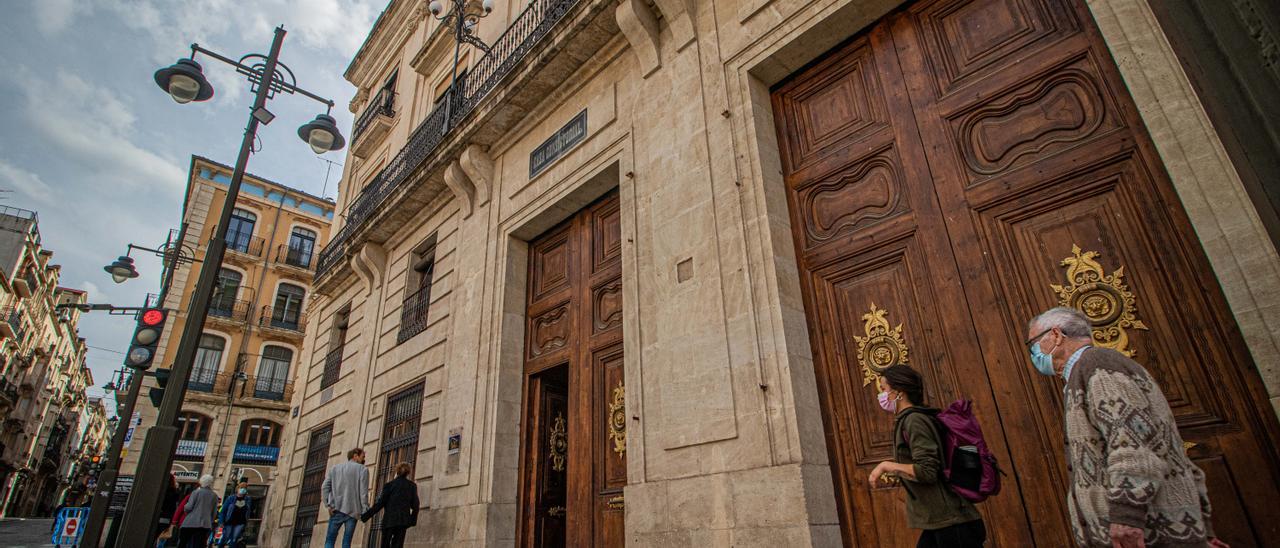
[216, 484, 253, 547]
[322, 448, 369, 548]
[1027, 306, 1228, 548]
[868, 364, 986, 547]
[156, 474, 182, 547]
[178, 475, 219, 548]
[361, 462, 420, 548]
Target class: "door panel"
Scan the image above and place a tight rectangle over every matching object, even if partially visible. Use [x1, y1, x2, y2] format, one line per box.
[773, 0, 1280, 546]
[519, 191, 624, 547]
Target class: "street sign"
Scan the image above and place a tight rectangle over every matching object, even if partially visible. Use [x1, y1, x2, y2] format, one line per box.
[108, 475, 134, 518]
[52, 506, 89, 546]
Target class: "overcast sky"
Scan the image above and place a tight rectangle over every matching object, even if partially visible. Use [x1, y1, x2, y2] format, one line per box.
[0, 0, 381, 413]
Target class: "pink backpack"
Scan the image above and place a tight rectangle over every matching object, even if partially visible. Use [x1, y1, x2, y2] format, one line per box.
[933, 399, 1003, 502]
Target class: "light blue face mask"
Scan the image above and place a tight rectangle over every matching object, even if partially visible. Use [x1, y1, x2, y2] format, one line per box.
[1030, 341, 1056, 376]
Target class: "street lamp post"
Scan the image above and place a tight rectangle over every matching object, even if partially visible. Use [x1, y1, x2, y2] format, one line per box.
[428, 0, 494, 128]
[77, 225, 193, 548]
[115, 26, 343, 547]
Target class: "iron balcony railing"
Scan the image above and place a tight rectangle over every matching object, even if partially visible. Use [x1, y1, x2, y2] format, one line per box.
[188, 368, 223, 393]
[249, 373, 292, 402]
[208, 298, 252, 323]
[19, 268, 39, 295]
[175, 439, 208, 460]
[277, 244, 315, 270]
[5, 307, 24, 342]
[316, 0, 579, 280]
[232, 443, 281, 465]
[0, 377, 17, 403]
[352, 87, 397, 145]
[397, 286, 432, 344]
[260, 305, 306, 333]
[225, 232, 266, 257]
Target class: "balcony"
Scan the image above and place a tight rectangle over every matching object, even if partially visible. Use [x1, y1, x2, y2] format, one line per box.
[315, 0, 600, 282]
[246, 374, 292, 402]
[12, 267, 39, 298]
[0, 377, 17, 411]
[275, 244, 315, 271]
[397, 286, 432, 344]
[175, 439, 208, 461]
[0, 307, 17, 341]
[224, 232, 266, 259]
[232, 444, 281, 465]
[351, 87, 397, 159]
[208, 298, 252, 324]
[258, 306, 306, 335]
[187, 368, 223, 394]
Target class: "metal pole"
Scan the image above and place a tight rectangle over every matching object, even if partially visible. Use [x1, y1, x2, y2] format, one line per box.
[80, 227, 191, 548]
[115, 26, 288, 547]
[80, 369, 140, 547]
[207, 373, 241, 486]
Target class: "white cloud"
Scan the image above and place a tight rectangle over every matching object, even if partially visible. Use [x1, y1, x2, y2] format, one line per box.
[34, 0, 79, 35]
[10, 68, 185, 192]
[0, 160, 57, 205]
[81, 280, 102, 300]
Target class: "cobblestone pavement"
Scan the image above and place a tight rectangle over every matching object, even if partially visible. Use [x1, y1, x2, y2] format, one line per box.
[0, 518, 56, 547]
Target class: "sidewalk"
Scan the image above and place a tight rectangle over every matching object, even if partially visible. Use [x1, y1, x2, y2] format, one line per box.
[0, 518, 56, 547]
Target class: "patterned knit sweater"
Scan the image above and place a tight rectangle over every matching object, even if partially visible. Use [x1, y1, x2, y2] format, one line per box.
[1062, 347, 1214, 547]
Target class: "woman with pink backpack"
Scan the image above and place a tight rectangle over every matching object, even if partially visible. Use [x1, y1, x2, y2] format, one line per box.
[868, 364, 990, 548]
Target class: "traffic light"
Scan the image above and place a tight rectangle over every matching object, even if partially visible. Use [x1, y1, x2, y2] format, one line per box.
[124, 308, 167, 369]
[148, 368, 171, 408]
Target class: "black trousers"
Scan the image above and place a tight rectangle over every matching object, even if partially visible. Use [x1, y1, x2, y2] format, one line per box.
[380, 526, 407, 548]
[179, 527, 211, 548]
[917, 519, 986, 548]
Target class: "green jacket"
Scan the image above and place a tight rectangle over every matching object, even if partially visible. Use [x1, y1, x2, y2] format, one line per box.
[892, 407, 982, 530]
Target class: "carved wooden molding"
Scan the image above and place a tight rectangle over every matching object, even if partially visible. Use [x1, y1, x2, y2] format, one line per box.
[616, 0, 661, 78]
[651, 0, 696, 50]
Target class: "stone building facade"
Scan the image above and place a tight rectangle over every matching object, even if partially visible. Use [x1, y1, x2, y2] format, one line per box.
[118, 156, 333, 543]
[265, 0, 1280, 546]
[0, 207, 96, 517]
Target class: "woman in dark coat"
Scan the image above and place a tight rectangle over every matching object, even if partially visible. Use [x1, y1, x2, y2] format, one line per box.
[360, 463, 419, 548]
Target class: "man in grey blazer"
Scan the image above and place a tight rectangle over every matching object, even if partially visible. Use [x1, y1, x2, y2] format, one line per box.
[322, 448, 369, 548]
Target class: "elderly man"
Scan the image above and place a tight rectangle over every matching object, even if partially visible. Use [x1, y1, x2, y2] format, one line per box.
[322, 448, 370, 548]
[1026, 306, 1227, 548]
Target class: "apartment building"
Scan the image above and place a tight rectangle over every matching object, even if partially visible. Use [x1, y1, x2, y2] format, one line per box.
[0, 207, 95, 517]
[267, 0, 1280, 546]
[119, 156, 333, 544]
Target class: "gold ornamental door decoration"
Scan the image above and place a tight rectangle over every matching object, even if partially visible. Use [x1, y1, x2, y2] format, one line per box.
[1050, 245, 1148, 356]
[549, 412, 567, 472]
[607, 382, 626, 458]
[853, 303, 910, 386]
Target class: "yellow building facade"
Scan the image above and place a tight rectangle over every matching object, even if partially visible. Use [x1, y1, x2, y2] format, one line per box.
[120, 156, 333, 543]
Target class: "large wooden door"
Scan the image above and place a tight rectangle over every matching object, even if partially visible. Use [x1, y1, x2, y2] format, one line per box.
[772, 0, 1280, 546]
[518, 191, 625, 547]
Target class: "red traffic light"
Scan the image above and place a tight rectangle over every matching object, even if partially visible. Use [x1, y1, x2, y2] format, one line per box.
[141, 309, 165, 326]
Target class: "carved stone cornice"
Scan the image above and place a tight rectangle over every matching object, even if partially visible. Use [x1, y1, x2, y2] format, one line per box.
[345, 0, 423, 89]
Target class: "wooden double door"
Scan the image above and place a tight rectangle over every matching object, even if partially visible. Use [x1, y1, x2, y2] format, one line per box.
[518, 191, 625, 547]
[772, 0, 1280, 545]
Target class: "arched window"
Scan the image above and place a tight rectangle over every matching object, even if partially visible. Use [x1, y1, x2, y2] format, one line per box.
[286, 227, 318, 268]
[190, 334, 225, 392]
[177, 412, 211, 441]
[227, 208, 257, 252]
[271, 283, 306, 330]
[237, 419, 281, 447]
[254, 346, 292, 401]
[210, 268, 242, 317]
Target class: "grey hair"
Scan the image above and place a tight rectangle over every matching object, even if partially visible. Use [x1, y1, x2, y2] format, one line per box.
[1029, 306, 1093, 339]
[199, 474, 214, 488]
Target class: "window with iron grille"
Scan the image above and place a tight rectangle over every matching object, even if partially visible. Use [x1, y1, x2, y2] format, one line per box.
[367, 382, 424, 547]
[190, 334, 225, 393]
[210, 269, 242, 317]
[397, 238, 435, 344]
[292, 424, 333, 548]
[286, 227, 317, 268]
[272, 283, 306, 330]
[322, 306, 350, 389]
